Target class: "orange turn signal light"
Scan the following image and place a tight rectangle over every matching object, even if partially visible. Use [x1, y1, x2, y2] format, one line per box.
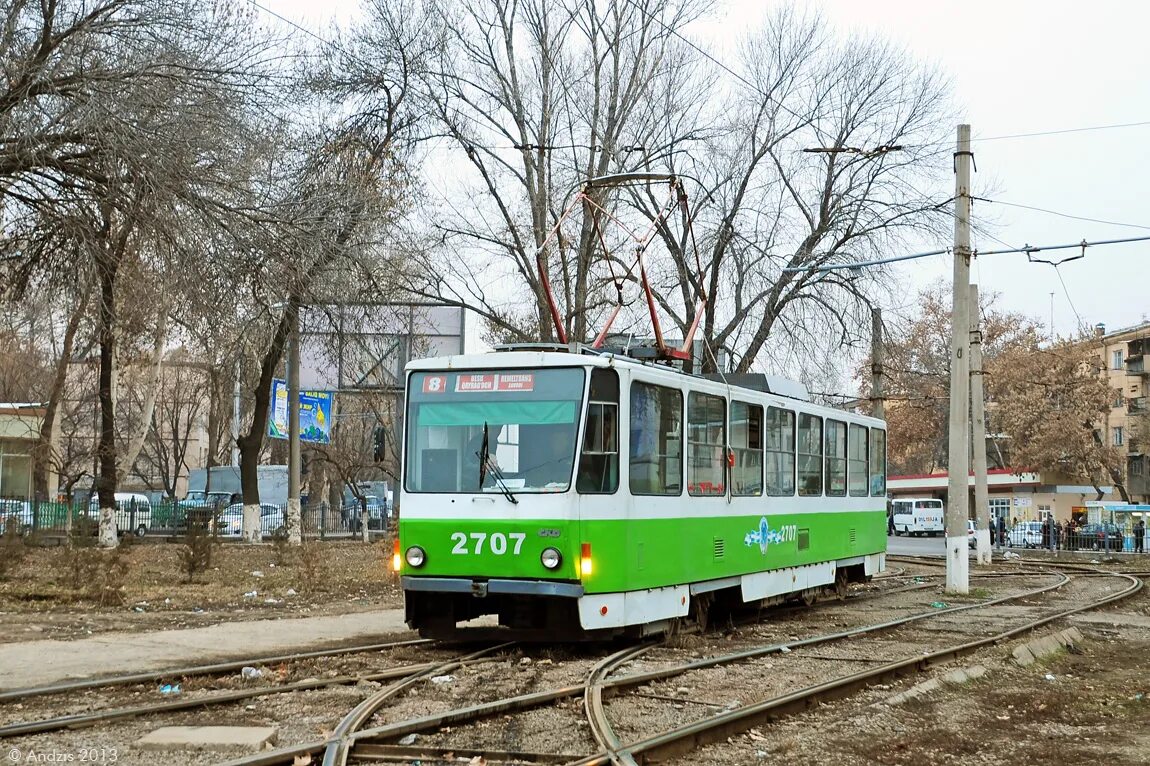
[580, 542, 593, 577]
[391, 538, 402, 572]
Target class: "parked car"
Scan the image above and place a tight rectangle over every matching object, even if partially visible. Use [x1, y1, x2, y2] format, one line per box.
[0, 500, 33, 536]
[967, 520, 976, 549]
[342, 495, 388, 532]
[1071, 523, 1124, 551]
[214, 503, 285, 537]
[86, 493, 152, 537]
[1008, 521, 1042, 548]
[172, 492, 239, 533]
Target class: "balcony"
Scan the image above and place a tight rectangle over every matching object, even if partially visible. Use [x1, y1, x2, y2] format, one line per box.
[1127, 337, 1150, 360]
[1130, 396, 1150, 414]
[1127, 358, 1150, 376]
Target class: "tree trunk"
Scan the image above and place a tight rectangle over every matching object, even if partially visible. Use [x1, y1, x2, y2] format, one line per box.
[96, 255, 120, 549]
[236, 298, 295, 539]
[360, 495, 369, 544]
[34, 290, 90, 499]
[118, 309, 168, 480]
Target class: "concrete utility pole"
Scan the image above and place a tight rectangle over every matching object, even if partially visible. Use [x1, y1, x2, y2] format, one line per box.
[946, 124, 973, 594]
[970, 283, 991, 564]
[287, 304, 303, 545]
[871, 307, 885, 421]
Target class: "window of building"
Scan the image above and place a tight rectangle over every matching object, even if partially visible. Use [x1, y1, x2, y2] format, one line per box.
[629, 382, 682, 496]
[577, 368, 619, 494]
[765, 407, 795, 496]
[797, 413, 822, 496]
[826, 420, 847, 497]
[989, 497, 1010, 521]
[730, 401, 763, 496]
[1113, 426, 1124, 447]
[687, 392, 726, 496]
[869, 428, 887, 497]
[848, 424, 869, 496]
[1114, 390, 1125, 409]
[1112, 350, 1124, 370]
[1132, 457, 1145, 477]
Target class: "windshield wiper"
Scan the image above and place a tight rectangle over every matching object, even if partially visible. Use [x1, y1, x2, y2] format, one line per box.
[476, 422, 518, 504]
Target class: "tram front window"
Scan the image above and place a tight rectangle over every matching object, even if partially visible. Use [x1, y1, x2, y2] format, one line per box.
[405, 368, 585, 494]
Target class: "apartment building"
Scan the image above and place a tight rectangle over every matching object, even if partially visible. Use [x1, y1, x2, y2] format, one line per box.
[1095, 321, 1150, 501]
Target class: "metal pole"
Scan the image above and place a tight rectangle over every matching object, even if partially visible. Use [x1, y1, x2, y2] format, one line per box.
[946, 124, 972, 594]
[287, 304, 302, 545]
[970, 283, 991, 564]
[871, 307, 884, 421]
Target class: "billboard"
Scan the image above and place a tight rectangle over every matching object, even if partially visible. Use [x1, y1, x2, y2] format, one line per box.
[296, 302, 466, 391]
[268, 378, 333, 444]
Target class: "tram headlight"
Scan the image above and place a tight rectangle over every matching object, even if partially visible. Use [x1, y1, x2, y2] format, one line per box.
[540, 547, 562, 570]
[405, 546, 426, 568]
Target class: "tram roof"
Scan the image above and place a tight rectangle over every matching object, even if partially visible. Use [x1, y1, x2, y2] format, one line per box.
[406, 347, 884, 427]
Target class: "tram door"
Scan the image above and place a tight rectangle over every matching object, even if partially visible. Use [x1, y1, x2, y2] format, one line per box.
[576, 369, 620, 494]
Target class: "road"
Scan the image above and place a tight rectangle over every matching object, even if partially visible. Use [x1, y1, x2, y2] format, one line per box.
[885, 531, 977, 557]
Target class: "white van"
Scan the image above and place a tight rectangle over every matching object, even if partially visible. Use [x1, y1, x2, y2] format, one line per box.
[890, 497, 945, 537]
[87, 493, 153, 537]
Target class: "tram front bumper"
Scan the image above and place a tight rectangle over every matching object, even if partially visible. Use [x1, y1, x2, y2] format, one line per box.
[401, 576, 584, 598]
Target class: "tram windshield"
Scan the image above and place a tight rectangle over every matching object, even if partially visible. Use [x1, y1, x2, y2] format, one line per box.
[404, 368, 586, 494]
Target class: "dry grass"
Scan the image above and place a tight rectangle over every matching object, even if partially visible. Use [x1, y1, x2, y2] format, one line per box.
[0, 538, 402, 614]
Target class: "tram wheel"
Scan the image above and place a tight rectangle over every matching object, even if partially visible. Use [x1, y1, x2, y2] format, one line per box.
[834, 568, 850, 599]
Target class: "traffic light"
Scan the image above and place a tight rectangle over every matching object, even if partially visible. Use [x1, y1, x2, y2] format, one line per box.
[373, 426, 386, 462]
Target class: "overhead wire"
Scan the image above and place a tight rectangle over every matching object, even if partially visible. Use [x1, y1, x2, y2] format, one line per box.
[783, 234, 1150, 274]
[972, 197, 1150, 232]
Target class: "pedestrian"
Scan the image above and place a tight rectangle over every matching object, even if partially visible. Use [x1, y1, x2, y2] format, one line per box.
[1136, 518, 1146, 554]
[1052, 520, 1061, 551]
[1041, 516, 1051, 549]
[996, 515, 1007, 549]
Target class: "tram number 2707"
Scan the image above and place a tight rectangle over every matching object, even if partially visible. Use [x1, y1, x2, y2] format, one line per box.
[450, 531, 527, 556]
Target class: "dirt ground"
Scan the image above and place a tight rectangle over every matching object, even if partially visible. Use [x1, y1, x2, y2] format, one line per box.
[0, 538, 404, 643]
[0, 551, 1147, 766]
[687, 577, 1150, 766]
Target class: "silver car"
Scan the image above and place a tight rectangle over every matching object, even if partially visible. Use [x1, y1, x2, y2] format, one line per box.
[214, 503, 285, 537]
[1008, 521, 1043, 548]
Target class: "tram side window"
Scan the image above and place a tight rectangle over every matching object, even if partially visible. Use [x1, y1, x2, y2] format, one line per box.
[797, 413, 823, 496]
[765, 406, 795, 496]
[577, 369, 620, 494]
[629, 382, 683, 496]
[688, 392, 726, 496]
[826, 420, 847, 497]
[870, 428, 887, 497]
[730, 401, 763, 496]
[848, 423, 869, 497]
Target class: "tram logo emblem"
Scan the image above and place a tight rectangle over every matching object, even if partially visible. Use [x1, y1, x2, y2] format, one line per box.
[744, 516, 784, 554]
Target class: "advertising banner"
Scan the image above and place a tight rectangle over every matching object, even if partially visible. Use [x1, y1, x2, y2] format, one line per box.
[268, 378, 333, 444]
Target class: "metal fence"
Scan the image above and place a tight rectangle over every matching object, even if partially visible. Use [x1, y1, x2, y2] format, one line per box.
[0, 497, 384, 539]
[996, 524, 1148, 553]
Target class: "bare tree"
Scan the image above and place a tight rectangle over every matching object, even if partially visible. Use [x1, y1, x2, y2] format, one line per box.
[2, 0, 289, 546]
[392, 0, 709, 343]
[632, 7, 954, 374]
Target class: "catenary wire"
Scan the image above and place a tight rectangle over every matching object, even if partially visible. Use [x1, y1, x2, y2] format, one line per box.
[783, 234, 1150, 273]
[973, 197, 1150, 232]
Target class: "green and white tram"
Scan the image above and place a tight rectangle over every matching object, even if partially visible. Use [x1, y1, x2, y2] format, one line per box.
[395, 346, 887, 639]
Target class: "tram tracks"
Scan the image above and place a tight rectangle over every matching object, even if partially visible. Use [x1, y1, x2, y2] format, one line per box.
[221, 569, 1139, 766]
[0, 638, 455, 738]
[3, 565, 1139, 764]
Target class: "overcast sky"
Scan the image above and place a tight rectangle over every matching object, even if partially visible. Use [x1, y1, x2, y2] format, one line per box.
[264, 0, 1150, 340]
